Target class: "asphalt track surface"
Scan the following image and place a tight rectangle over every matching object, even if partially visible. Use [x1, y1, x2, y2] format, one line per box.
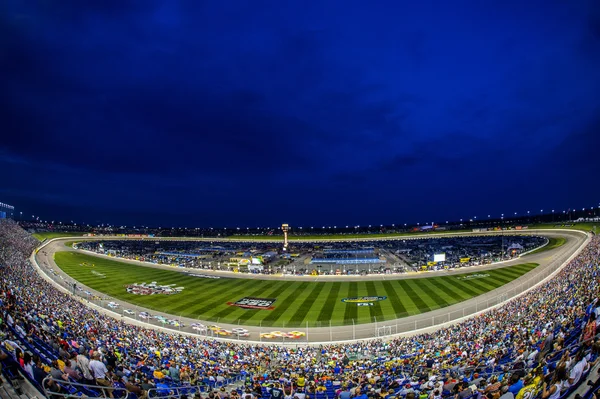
[34, 229, 588, 344]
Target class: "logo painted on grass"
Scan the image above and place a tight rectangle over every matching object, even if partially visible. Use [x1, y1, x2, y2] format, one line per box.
[184, 272, 221, 279]
[227, 297, 276, 310]
[91, 270, 106, 278]
[357, 303, 373, 307]
[341, 296, 387, 304]
[124, 282, 184, 295]
[455, 273, 490, 281]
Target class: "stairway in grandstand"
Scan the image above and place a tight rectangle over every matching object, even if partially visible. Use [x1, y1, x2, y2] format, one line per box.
[0, 375, 40, 399]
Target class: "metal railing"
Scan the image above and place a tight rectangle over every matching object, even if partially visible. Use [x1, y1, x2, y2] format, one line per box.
[41, 374, 247, 399]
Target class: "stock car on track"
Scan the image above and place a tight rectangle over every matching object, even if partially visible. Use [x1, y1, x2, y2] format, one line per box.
[107, 302, 119, 309]
[168, 319, 185, 327]
[138, 312, 151, 319]
[191, 323, 207, 332]
[124, 309, 135, 315]
[288, 331, 306, 338]
[260, 331, 306, 339]
[205, 325, 232, 336]
[260, 332, 275, 339]
[231, 328, 250, 337]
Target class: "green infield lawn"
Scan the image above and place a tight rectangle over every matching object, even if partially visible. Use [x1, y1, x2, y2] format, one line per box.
[32, 232, 89, 241]
[528, 223, 599, 233]
[525, 236, 566, 255]
[53, 251, 538, 327]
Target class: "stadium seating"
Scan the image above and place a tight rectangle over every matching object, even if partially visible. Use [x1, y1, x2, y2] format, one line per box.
[1, 219, 599, 399]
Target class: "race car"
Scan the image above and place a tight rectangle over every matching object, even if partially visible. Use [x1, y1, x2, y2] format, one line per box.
[191, 323, 207, 332]
[231, 328, 250, 337]
[138, 312, 151, 319]
[207, 325, 222, 332]
[260, 333, 275, 339]
[168, 319, 185, 327]
[124, 309, 135, 315]
[287, 331, 306, 338]
[107, 302, 119, 309]
[215, 329, 232, 337]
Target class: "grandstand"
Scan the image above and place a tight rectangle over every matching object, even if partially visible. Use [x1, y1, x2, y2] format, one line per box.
[2, 219, 600, 399]
[74, 235, 545, 275]
[310, 247, 385, 265]
[0, 201, 15, 220]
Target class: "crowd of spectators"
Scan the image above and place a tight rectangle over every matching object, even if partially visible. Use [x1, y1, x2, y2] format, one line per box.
[1, 219, 599, 399]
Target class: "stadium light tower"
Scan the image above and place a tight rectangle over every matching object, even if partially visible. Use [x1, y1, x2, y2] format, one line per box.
[282, 224, 290, 251]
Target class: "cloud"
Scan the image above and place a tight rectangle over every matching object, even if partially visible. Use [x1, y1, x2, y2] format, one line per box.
[1, 0, 599, 226]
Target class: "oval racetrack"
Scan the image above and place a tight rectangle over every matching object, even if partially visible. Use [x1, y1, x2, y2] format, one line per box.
[33, 229, 588, 343]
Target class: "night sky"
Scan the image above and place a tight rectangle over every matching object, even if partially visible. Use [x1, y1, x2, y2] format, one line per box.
[1, 1, 600, 228]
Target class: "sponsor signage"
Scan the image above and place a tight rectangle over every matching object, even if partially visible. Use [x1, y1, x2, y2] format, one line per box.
[341, 296, 387, 303]
[456, 273, 490, 281]
[357, 303, 373, 307]
[433, 253, 446, 262]
[184, 272, 221, 279]
[228, 297, 276, 310]
[125, 282, 184, 295]
[91, 270, 106, 278]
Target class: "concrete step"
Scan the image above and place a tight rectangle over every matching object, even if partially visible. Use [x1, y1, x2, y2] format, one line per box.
[0, 384, 21, 399]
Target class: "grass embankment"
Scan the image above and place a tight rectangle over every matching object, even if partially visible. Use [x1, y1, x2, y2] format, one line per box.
[525, 236, 567, 255]
[32, 232, 88, 241]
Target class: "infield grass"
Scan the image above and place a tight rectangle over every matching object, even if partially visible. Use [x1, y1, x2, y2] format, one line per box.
[525, 236, 566, 255]
[33, 232, 88, 241]
[53, 251, 538, 328]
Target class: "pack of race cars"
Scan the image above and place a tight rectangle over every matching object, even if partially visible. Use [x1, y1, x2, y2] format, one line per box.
[109, 303, 186, 327]
[189, 324, 306, 340]
[106, 302, 306, 340]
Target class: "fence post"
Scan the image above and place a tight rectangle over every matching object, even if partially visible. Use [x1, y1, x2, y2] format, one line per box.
[352, 319, 355, 340]
[329, 320, 332, 341]
[306, 321, 309, 342]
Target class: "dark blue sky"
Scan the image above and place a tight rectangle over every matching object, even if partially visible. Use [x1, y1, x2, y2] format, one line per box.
[1, 0, 599, 227]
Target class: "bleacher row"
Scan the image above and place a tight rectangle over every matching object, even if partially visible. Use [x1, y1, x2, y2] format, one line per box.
[2, 313, 600, 399]
[1, 322, 247, 399]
